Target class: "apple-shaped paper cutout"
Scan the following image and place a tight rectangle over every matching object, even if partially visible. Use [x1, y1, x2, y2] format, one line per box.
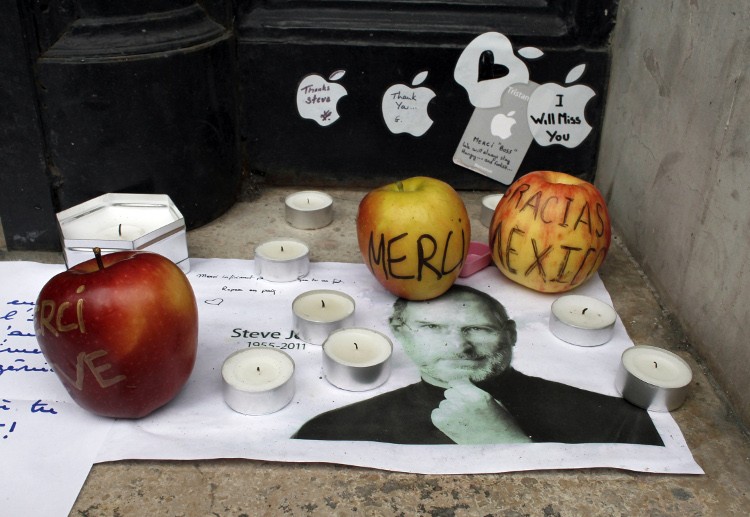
[296, 70, 348, 127]
[382, 71, 436, 137]
[454, 32, 529, 109]
[527, 64, 596, 148]
[490, 110, 517, 140]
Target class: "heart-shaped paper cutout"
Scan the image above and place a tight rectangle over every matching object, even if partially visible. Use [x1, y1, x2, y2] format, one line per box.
[477, 50, 509, 82]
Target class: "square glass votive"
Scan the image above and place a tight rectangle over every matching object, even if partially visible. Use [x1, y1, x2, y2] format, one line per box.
[56, 193, 189, 273]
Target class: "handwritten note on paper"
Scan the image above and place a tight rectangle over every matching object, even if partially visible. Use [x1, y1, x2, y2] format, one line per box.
[0, 262, 113, 516]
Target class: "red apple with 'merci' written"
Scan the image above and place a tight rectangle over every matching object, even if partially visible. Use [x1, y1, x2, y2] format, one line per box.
[489, 170, 611, 293]
[34, 250, 198, 418]
[357, 176, 470, 300]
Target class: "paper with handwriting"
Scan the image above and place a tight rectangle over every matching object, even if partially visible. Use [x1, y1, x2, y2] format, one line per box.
[0, 262, 114, 516]
[0, 259, 702, 515]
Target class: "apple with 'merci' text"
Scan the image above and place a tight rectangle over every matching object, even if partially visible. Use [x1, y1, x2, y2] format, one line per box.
[357, 176, 471, 300]
[34, 250, 198, 418]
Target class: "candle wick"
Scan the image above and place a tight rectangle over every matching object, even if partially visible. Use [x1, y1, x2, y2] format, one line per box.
[307, 198, 310, 204]
[654, 361, 658, 368]
[118, 223, 122, 237]
[582, 307, 588, 315]
[321, 300, 326, 308]
[354, 342, 358, 350]
[281, 245, 284, 252]
[257, 366, 260, 373]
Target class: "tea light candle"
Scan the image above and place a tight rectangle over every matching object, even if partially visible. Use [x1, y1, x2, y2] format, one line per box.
[616, 345, 692, 412]
[56, 193, 189, 272]
[480, 193, 503, 227]
[222, 347, 296, 415]
[322, 327, 393, 391]
[285, 190, 334, 229]
[292, 289, 356, 345]
[549, 294, 617, 347]
[254, 238, 310, 282]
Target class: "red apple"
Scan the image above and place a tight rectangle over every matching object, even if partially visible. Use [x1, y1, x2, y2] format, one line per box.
[357, 176, 471, 300]
[489, 170, 611, 293]
[34, 250, 198, 418]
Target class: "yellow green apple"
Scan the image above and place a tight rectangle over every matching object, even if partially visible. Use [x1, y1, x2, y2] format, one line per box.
[489, 170, 611, 293]
[357, 176, 470, 300]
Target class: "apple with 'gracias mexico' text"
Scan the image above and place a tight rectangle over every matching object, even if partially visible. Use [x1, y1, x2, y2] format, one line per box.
[357, 176, 470, 300]
[34, 250, 199, 418]
[489, 170, 611, 293]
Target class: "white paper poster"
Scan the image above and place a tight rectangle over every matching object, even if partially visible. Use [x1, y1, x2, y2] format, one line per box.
[0, 259, 702, 515]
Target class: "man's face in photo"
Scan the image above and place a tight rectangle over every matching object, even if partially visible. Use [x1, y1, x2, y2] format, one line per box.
[392, 290, 515, 388]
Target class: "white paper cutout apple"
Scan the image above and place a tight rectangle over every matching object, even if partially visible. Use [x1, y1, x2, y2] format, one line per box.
[527, 64, 595, 148]
[296, 70, 348, 127]
[382, 71, 436, 137]
[490, 110, 517, 140]
[454, 32, 529, 109]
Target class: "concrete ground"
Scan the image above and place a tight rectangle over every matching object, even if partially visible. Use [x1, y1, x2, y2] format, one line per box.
[3, 187, 749, 516]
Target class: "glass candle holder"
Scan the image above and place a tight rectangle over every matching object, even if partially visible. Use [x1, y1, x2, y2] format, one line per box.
[56, 193, 189, 272]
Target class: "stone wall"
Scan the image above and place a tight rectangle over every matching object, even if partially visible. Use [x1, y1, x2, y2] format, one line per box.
[597, 1, 750, 427]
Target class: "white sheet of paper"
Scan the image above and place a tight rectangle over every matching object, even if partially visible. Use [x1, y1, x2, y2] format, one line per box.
[0, 262, 114, 516]
[96, 259, 702, 474]
[0, 258, 703, 515]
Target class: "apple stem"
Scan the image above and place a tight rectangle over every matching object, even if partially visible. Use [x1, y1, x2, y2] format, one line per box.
[93, 247, 105, 270]
[396, 181, 404, 192]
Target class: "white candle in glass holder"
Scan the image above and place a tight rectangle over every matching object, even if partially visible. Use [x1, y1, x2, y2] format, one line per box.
[322, 327, 393, 391]
[549, 294, 617, 347]
[222, 347, 296, 415]
[292, 290, 355, 344]
[616, 345, 692, 412]
[284, 191, 334, 229]
[254, 238, 310, 282]
[56, 193, 189, 272]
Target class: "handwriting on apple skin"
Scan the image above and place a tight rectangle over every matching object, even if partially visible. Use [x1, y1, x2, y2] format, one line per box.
[35, 285, 127, 391]
[492, 182, 607, 287]
[366, 230, 466, 281]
